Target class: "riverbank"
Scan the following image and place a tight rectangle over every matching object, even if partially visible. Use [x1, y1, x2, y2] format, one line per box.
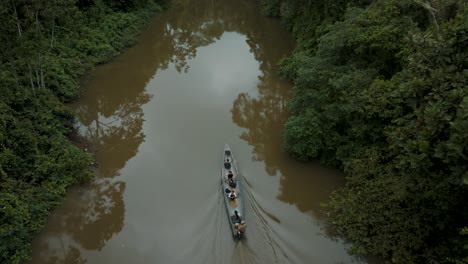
[259, 0, 468, 263]
[0, 1, 167, 263]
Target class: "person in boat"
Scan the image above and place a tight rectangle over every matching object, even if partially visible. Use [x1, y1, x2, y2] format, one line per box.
[228, 178, 237, 188]
[227, 170, 234, 180]
[225, 188, 231, 193]
[238, 220, 246, 234]
[224, 158, 231, 169]
[234, 223, 242, 237]
[228, 191, 237, 200]
[231, 209, 241, 222]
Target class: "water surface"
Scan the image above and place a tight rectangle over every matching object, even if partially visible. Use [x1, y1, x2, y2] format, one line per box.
[29, 0, 368, 263]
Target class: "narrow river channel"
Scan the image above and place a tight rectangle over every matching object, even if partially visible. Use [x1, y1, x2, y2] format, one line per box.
[28, 0, 373, 263]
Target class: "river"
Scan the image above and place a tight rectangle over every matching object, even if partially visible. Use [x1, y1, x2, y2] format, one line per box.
[28, 0, 371, 263]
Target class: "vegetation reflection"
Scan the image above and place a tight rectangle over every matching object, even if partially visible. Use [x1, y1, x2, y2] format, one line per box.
[29, 0, 296, 262]
[29, 179, 125, 263]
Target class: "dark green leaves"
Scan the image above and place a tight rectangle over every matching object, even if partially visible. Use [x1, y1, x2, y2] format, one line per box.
[275, 0, 468, 262]
[0, 1, 164, 263]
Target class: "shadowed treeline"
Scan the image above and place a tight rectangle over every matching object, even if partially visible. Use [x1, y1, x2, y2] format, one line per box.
[0, 0, 167, 263]
[260, 0, 468, 263]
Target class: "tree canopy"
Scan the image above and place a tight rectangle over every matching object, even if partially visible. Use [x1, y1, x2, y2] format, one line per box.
[260, 0, 468, 262]
[0, 0, 166, 263]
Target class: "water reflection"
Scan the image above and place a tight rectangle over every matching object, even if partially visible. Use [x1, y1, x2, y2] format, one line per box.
[230, 17, 345, 222]
[29, 179, 125, 263]
[231, 79, 345, 222]
[29, 0, 354, 262]
[31, 0, 261, 262]
[35, 245, 86, 264]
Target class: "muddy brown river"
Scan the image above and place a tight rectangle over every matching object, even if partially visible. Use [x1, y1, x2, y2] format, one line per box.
[28, 0, 375, 263]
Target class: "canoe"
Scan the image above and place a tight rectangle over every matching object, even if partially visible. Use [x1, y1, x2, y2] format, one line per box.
[221, 144, 245, 239]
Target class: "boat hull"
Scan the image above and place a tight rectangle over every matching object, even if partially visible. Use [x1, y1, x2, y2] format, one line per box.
[221, 144, 245, 238]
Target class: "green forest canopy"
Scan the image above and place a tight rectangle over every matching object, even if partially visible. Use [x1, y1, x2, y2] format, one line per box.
[259, 0, 468, 263]
[0, 0, 166, 263]
[1, 0, 467, 263]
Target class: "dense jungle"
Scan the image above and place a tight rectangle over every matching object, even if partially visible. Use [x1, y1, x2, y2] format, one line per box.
[0, 0, 167, 263]
[259, 0, 467, 263]
[0, 0, 467, 263]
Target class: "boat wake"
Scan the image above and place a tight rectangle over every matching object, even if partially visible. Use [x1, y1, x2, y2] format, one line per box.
[207, 186, 231, 264]
[240, 174, 290, 264]
[231, 240, 260, 264]
[205, 161, 290, 264]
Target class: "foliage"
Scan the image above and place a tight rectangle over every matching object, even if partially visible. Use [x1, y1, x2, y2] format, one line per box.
[283, 108, 324, 160]
[0, 0, 165, 263]
[267, 0, 468, 262]
[259, 0, 281, 17]
[259, 0, 374, 51]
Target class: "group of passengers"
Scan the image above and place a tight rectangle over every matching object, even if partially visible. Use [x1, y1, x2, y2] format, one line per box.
[224, 158, 237, 199]
[223, 157, 247, 236]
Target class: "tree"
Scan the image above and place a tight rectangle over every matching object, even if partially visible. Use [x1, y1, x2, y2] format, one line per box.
[278, 0, 468, 262]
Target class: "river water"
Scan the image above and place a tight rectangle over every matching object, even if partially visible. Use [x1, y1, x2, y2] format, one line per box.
[28, 0, 371, 263]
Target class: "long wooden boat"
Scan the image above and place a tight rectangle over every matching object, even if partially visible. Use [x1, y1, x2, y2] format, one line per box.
[221, 144, 245, 239]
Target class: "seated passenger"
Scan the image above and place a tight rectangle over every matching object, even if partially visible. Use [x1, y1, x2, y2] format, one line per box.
[228, 179, 237, 188]
[228, 191, 237, 200]
[224, 158, 231, 169]
[227, 170, 234, 179]
[231, 209, 241, 222]
[225, 188, 231, 193]
[238, 220, 247, 234]
[234, 223, 242, 237]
